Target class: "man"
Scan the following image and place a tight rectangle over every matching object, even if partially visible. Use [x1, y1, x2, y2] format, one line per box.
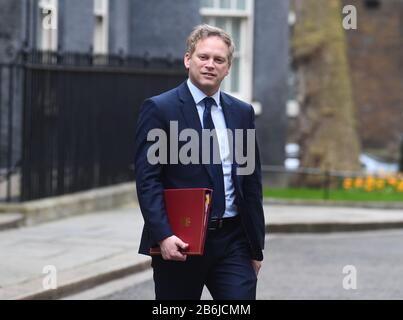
[135, 24, 265, 300]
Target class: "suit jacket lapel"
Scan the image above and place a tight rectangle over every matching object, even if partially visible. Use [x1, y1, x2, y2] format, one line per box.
[220, 93, 237, 135]
[220, 92, 238, 168]
[177, 82, 214, 182]
[220, 93, 244, 192]
[178, 82, 202, 134]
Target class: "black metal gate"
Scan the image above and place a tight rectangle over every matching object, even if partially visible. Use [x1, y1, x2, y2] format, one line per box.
[0, 50, 186, 202]
[0, 59, 22, 202]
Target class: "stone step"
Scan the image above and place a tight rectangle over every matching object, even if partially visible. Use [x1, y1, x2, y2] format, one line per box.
[0, 213, 24, 231]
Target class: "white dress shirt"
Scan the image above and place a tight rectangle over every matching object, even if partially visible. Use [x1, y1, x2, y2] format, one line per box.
[186, 79, 237, 218]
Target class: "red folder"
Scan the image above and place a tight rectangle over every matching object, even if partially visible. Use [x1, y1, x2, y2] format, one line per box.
[150, 188, 213, 255]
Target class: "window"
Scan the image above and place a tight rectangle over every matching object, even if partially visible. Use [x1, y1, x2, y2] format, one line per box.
[38, 0, 58, 51]
[364, 0, 381, 9]
[287, 8, 298, 118]
[93, 0, 109, 54]
[200, 0, 254, 102]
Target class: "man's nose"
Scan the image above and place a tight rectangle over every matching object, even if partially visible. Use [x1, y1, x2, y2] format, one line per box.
[205, 59, 215, 68]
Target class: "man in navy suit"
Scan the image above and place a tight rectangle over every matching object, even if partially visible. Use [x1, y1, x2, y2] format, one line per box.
[135, 24, 265, 300]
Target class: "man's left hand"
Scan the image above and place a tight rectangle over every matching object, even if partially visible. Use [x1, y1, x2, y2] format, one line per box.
[251, 260, 262, 276]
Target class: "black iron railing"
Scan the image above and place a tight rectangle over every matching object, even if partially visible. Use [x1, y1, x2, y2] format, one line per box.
[0, 49, 186, 202]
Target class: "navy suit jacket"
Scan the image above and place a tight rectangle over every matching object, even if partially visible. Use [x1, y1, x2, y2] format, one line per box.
[134, 81, 265, 261]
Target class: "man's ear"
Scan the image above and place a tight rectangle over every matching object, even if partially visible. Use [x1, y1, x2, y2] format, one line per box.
[184, 53, 190, 69]
[225, 58, 231, 76]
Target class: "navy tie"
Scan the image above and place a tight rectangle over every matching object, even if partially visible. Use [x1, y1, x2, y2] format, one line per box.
[203, 97, 225, 218]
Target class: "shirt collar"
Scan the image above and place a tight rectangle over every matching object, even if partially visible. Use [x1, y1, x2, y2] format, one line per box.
[187, 78, 221, 109]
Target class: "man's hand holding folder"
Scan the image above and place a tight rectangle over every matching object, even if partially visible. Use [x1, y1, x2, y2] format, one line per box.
[150, 188, 212, 260]
[158, 235, 189, 261]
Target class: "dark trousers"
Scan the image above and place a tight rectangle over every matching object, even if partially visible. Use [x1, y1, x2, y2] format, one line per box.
[151, 218, 257, 300]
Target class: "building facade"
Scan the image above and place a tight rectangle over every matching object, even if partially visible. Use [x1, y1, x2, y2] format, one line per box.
[0, 0, 289, 168]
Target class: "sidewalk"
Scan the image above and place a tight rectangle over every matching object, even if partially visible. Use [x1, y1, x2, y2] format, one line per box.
[2, 202, 403, 300]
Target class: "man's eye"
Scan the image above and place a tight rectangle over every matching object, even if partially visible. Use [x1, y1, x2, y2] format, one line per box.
[199, 55, 208, 60]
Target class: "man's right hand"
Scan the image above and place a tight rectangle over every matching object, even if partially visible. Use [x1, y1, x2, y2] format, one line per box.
[159, 235, 189, 261]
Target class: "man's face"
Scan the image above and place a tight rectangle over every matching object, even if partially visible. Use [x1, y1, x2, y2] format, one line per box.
[184, 36, 230, 96]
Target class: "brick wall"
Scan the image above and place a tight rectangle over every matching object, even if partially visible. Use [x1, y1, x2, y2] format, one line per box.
[343, 0, 403, 161]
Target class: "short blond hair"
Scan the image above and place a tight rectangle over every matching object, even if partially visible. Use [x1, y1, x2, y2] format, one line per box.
[185, 24, 235, 66]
